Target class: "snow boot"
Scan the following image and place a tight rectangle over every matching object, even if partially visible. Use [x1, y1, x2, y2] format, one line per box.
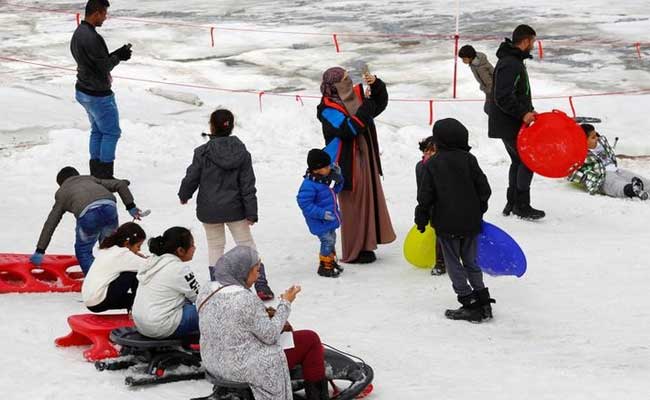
[303, 379, 330, 400]
[431, 242, 446, 275]
[475, 287, 496, 320]
[89, 159, 100, 177]
[502, 187, 515, 216]
[318, 255, 341, 278]
[255, 263, 274, 301]
[95, 161, 115, 179]
[330, 253, 344, 272]
[445, 292, 483, 322]
[349, 250, 376, 264]
[512, 189, 545, 220]
[631, 178, 649, 200]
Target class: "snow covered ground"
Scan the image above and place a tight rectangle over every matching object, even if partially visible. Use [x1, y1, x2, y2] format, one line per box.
[1, 1, 650, 399]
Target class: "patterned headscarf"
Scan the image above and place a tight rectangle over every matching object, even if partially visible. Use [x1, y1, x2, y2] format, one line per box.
[210, 246, 261, 288]
[320, 67, 346, 98]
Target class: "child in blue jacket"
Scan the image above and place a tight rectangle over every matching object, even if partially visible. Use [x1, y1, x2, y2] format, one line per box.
[297, 149, 344, 278]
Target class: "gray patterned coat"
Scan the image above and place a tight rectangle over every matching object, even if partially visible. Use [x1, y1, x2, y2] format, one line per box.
[198, 283, 292, 400]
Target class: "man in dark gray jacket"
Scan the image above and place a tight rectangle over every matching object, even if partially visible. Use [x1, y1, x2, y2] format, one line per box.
[71, 0, 132, 179]
[458, 45, 494, 115]
[30, 167, 143, 275]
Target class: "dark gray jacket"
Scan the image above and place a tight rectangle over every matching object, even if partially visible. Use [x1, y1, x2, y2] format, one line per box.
[37, 176, 136, 251]
[70, 21, 120, 96]
[178, 136, 258, 224]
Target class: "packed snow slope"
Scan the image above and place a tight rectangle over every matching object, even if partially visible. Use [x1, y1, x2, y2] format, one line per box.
[1, 1, 649, 399]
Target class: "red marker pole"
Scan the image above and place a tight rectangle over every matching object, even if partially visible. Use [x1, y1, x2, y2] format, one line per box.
[332, 34, 340, 53]
[210, 27, 215, 47]
[76, 13, 80, 26]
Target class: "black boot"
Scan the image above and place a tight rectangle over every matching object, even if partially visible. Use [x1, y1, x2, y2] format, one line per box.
[95, 161, 115, 180]
[627, 178, 649, 200]
[444, 292, 483, 322]
[512, 190, 545, 220]
[89, 159, 100, 177]
[502, 187, 515, 216]
[349, 250, 376, 264]
[318, 255, 341, 278]
[475, 287, 496, 320]
[304, 379, 329, 400]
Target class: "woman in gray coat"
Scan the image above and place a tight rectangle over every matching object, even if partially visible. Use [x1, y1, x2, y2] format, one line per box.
[198, 246, 330, 400]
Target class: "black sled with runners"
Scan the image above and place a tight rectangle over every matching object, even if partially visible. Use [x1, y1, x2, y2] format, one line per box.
[97, 327, 374, 399]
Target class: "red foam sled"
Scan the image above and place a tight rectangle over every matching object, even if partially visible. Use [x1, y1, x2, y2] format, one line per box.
[0, 253, 83, 294]
[55, 314, 134, 361]
[517, 110, 587, 178]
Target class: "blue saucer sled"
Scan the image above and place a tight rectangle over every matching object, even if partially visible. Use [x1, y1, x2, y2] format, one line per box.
[403, 221, 526, 277]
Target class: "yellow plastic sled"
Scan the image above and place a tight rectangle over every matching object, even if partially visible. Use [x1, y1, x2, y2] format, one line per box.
[403, 224, 436, 268]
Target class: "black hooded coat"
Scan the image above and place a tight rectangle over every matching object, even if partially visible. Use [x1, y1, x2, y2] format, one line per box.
[415, 119, 492, 238]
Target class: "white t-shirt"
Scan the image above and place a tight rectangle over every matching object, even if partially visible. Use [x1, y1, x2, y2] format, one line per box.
[81, 247, 148, 307]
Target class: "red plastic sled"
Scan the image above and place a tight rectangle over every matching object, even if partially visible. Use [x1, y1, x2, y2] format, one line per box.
[0, 253, 83, 293]
[55, 314, 134, 361]
[517, 110, 588, 178]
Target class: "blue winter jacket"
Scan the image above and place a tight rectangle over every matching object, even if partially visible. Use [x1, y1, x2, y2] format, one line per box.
[296, 173, 343, 236]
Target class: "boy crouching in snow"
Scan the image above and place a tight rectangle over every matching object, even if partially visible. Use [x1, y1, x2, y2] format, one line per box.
[568, 124, 648, 200]
[415, 119, 494, 322]
[297, 149, 344, 278]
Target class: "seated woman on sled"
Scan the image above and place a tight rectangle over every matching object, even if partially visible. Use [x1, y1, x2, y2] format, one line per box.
[198, 246, 330, 400]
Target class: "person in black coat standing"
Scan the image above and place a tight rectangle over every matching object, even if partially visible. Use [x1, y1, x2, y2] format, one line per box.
[71, 0, 132, 179]
[415, 118, 494, 323]
[488, 24, 545, 220]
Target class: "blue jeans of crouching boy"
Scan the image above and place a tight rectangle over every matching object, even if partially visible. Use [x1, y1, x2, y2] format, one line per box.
[438, 235, 485, 297]
[75, 90, 122, 163]
[317, 230, 337, 256]
[75, 202, 119, 275]
[173, 303, 199, 337]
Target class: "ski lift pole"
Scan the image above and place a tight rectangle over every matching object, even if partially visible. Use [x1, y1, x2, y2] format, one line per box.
[452, 0, 460, 99]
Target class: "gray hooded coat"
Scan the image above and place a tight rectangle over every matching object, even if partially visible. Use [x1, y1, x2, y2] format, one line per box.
[198, 246, 292, 400]
[469, 52, 495, 96]
[178, 136, 258, 223]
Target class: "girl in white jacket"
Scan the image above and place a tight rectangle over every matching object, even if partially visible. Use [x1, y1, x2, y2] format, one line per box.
[82, 222, 147, 313]
[132, 227, 200, 339]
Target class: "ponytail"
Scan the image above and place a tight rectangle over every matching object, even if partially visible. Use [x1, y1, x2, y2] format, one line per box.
[148, 227, 193, 256]
[100, 222, 146, 249]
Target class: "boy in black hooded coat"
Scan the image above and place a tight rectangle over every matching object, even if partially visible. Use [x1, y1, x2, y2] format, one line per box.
[415, 118, 494, 322]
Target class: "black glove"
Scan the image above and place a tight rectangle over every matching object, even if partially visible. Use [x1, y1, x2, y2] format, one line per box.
[112, 44, 132, 61]
[414, 207, 429, 233]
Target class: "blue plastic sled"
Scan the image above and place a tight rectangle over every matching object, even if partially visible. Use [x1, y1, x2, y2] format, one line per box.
[477, 221, 527, 277]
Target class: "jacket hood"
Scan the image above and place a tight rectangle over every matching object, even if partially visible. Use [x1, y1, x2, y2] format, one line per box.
[432, 118, 471, 152]
[203, 136, 248, 170]
[137, 254, 180, 285]
[496, 38, 533, 61]
[471, 52, 489, 67]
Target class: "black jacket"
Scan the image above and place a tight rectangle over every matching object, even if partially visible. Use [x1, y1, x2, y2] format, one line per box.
[488, 39, 534, 140]
[70, 21, 120, 96]
[178, 136, 258, 224]
[317, 78, 388, 191]
[415, 119, 491, 238]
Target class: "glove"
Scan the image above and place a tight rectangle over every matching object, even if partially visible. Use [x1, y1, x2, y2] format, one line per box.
[30, 251, 44, 266]
[329, 164, 343, 184]
[128, 207, 142, 220]
[414, 207, 429, 233]
[331, 163, 341, 176]
[112, 44, 132, 61]
[323, 211, 336, 221]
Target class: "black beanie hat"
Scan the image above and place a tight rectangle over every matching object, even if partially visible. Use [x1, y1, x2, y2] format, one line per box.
[57, 166, 80, 186]
[307, 149, 331, 170]
[210, 109, 234, 137]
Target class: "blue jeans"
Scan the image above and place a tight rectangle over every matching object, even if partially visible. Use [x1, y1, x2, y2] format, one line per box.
[75, 203, 119, 274]
[317, 230, 337, 256]
[75, 90, 122, 162]
[173, 303, 199, 337]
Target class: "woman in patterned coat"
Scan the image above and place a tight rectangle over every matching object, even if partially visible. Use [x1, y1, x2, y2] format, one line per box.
[198, 246, 330, 400]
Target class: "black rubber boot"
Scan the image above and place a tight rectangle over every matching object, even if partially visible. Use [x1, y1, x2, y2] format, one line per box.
[512, 190, 545, 220]
[304, 379, 329, 400]
[89, 159, 100, 178]
[445, 292, 483, 323]
[318, 255, 341, 278]
[502, 187, 515, 216]
[475, 287, 496, 320]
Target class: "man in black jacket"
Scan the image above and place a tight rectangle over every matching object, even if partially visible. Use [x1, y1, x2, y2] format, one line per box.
[415, 118, 494, 323]
[488, 24, 545, 220]
[71, 0, 132, 179]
